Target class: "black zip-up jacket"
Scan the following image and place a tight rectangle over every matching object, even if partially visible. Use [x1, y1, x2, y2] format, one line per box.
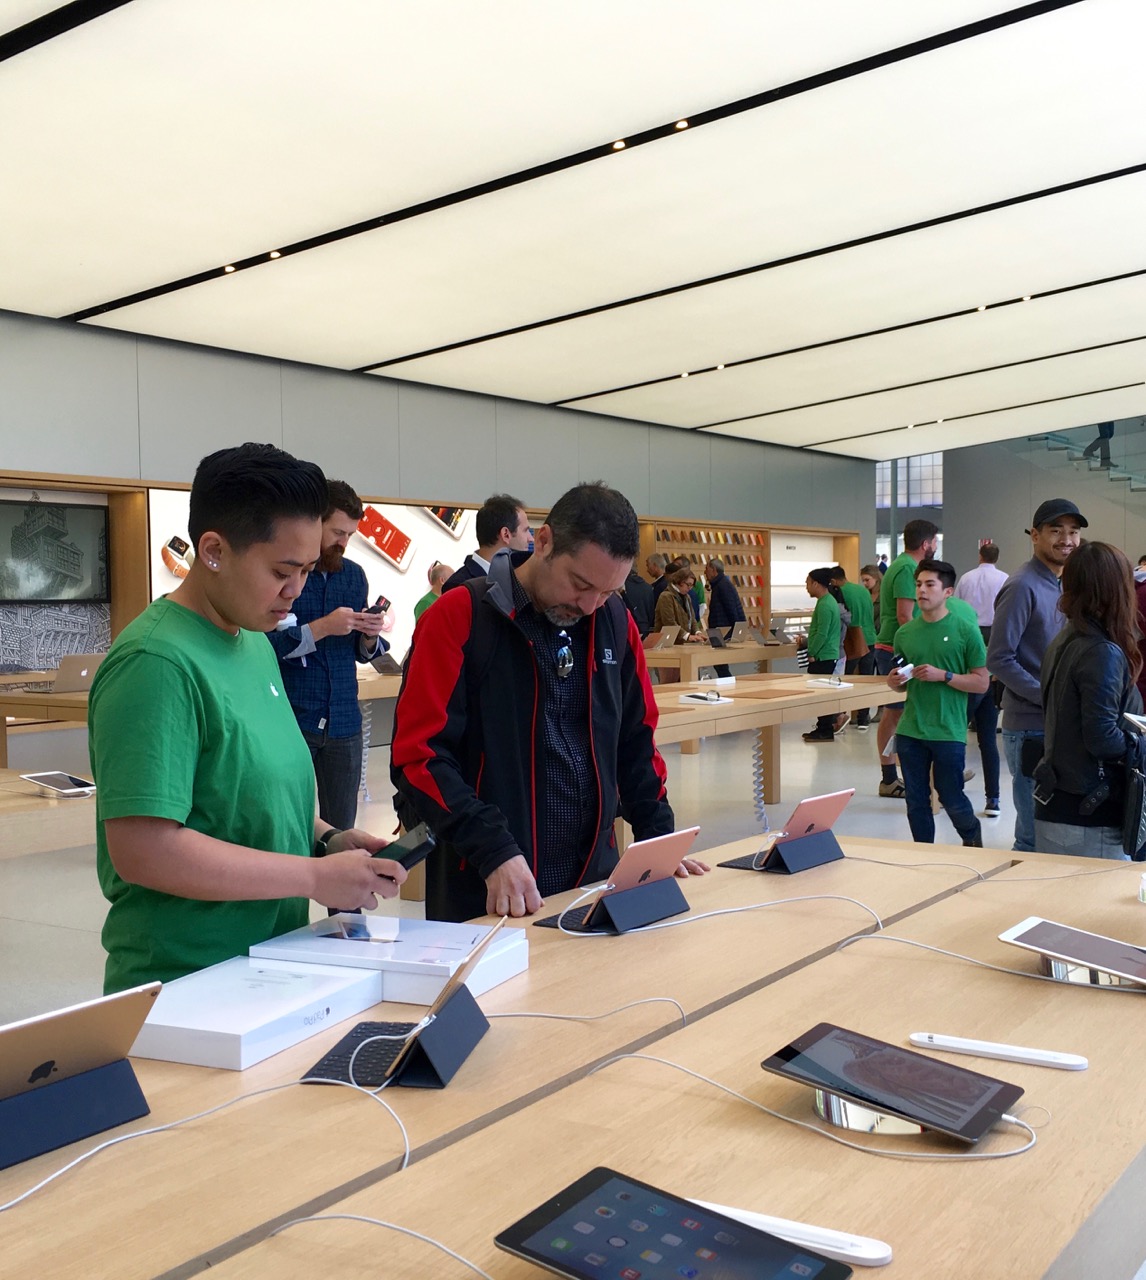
[1039, 623, 1142, 802]
[391, 551, 674, 922]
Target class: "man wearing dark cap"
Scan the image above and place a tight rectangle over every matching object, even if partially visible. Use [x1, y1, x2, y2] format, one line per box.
[987, 498, 1085, 852]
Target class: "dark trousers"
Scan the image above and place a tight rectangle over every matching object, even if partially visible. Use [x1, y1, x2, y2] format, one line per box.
[966, 688, 1001, 799]
[302, 728, 363, 831]
[897, 733, 982, 845]
[808, 660, 837, 734]
[712, 663, 732, 678]
[844, 650, 875, 724]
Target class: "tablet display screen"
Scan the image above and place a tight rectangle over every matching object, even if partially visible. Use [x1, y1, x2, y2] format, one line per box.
[497, 1168, 852, 1279]
[1007, 920, 1146, 984]
[761, 1023, 1022, 1143]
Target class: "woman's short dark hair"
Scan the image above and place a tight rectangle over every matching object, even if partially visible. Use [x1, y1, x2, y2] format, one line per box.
[1060, 541, 1142, 680]
[809, 566, 845, 607]
[189, 443, 326, 552]
[546, 482, 639, 560]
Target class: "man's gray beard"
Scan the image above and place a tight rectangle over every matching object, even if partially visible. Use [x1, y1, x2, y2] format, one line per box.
[543, 604, 583, 626]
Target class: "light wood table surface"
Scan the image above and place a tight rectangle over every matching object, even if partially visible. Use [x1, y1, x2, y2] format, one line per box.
[654, 674, 900, 799]
[0, 689, 89, 768]
[0, 767, 96, 856]
[643, 639, 797, 684]
[197, 852, 1146, 1280]
[0, 839, 1010, 1280]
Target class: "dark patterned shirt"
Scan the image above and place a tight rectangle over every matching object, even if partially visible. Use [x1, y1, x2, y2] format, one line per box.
[510, 572, 597, 895]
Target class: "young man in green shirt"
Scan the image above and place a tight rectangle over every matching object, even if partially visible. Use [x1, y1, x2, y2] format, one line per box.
[887, 559, 989, 847]
[90, 443, 407, 993]
[873, 519, 939, 796]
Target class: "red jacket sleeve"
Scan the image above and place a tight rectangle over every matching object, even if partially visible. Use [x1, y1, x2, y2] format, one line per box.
[390, 587, 522, 878]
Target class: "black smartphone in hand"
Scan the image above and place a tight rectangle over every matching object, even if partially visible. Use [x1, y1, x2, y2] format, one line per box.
[375, 822, 436, 870]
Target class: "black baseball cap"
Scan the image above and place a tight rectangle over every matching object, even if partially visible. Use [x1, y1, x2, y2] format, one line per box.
[1029, 498, 1088, 531]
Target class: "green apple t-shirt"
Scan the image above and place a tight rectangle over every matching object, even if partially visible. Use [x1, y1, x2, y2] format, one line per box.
[90, 598, 315, 993]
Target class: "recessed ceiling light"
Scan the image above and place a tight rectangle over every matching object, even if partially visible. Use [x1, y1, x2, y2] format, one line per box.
[681, 372, 689, 378]
[976, 304, 986, 312]
[1022, 295, 1031, 302]
[269, 250, 281, 259]
[223, 265, 236, 273]
[612, 140, 626, 151]
[715, 364, 725, 371]
[906, 423, 914, 429]
[675, 119, 689, 130]
[936, 418, 944, 424]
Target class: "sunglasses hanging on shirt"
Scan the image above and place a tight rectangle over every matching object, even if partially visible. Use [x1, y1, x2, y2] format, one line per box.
[556, 629, 573, 680]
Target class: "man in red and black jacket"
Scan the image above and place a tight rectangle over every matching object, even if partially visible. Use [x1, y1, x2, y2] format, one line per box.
[391, 482, 709, 923]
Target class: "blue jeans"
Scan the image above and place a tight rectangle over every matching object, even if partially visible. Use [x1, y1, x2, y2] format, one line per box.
[966, 690, 1000, 800]
[1002, 729, 1042, 853]
[1033, 820, 1129, 861]
[897, 734, 982, 845]
[302, 728, 363, 831]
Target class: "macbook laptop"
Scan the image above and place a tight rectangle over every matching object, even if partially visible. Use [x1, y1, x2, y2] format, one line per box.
[644, 625, 680, 650]
[728, 621, 753, 644]
[0, 983, 161, 1103]
[369, 651, 404, 676]
[51, 653, 105, 692]
[769, 616, 796, 643]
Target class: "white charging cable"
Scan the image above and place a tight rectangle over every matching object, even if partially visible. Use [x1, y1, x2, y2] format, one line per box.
[487, 996, 687, 1028]
[589, 1053, 1038, 1162]
[836, 932, 1146, 992]
[0, 1076, 410, 1214]
[846, 855, 986, 881]
[268, 1213, 496, 1278]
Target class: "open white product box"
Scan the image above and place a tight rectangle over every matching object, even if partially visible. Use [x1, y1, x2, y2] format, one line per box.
[131, 957, 383, 1071]
[249, 914, 529, 1005]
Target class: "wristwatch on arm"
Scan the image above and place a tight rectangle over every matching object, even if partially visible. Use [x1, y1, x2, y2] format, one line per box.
[944, 670, 954, 684]
[313, 828, 343, 857]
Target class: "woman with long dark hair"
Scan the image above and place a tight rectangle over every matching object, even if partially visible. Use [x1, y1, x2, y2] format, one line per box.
[1034, 541, 1143, 859]
[802, 567, 849, 742]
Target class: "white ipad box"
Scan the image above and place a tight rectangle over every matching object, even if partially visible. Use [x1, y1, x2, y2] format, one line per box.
[248, 915, 529, 1005]
[131, 958, 382, 1071]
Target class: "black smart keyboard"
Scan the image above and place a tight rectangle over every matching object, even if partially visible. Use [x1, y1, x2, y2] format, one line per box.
[533, 904, 606, 931]
[301, 1019, 415, 1087]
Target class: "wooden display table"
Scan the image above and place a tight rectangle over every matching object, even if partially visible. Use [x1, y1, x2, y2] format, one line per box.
[0, 767, 96, 856]
[0, 689, 89, 769]
[0, 839, 1010, 1280]
[643, 639, 796, 683]
[194, 853, 1146, 1280]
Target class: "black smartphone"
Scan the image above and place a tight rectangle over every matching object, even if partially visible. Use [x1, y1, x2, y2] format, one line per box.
[376, 821, 436, 870]
[365, 594, 391, 615]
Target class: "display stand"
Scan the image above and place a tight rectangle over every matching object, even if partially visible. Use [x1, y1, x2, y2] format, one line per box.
[720, 830, 844, 875]
[534, 877, 690, 933]
[1037, 956, 1143, 988]
[0, 1059, 150, 1171]
[391, 984, 489, 1089]
[813, 1089, 924, 1136]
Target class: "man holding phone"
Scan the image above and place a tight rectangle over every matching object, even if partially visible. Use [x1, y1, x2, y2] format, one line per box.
[269, 479, 388, 833]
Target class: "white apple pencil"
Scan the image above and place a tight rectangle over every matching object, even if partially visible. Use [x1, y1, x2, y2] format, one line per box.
[909, 1032, 1087, 1071]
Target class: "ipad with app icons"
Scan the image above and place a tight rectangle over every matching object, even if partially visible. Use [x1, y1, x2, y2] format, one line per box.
[496, 1167, 852, 1279]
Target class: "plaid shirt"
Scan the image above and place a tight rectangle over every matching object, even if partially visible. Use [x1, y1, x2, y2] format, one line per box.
[266, 557, 383, 738]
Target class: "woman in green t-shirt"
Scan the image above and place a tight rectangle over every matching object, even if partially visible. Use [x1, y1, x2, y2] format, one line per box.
[91, 443, 408, 992]
[802, 568, 846, 742]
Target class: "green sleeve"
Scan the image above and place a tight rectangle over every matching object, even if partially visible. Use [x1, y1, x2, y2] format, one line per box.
[89, 652, 201, 824]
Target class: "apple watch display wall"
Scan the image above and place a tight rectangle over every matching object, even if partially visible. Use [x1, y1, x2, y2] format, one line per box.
[147, 488, 196, 600]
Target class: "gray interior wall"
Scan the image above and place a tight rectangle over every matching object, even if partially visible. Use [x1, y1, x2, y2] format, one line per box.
[0, 309, 875, 547]
[945, 433, 1146, 578]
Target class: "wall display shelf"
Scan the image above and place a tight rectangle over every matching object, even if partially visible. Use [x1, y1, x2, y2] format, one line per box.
[639, 520, 860, 627]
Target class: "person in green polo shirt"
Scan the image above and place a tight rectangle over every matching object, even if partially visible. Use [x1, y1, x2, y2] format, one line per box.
[831, 565, 875, 730]
[873, 520, 939, 797]
[414, 560, 454, 622]
[802, 568, 846, 742]
[888, 559, 989, 847]
[90, 443, 407, 993]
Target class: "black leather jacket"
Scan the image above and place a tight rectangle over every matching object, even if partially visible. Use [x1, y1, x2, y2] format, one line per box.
[1039, 623, 1142, 798]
